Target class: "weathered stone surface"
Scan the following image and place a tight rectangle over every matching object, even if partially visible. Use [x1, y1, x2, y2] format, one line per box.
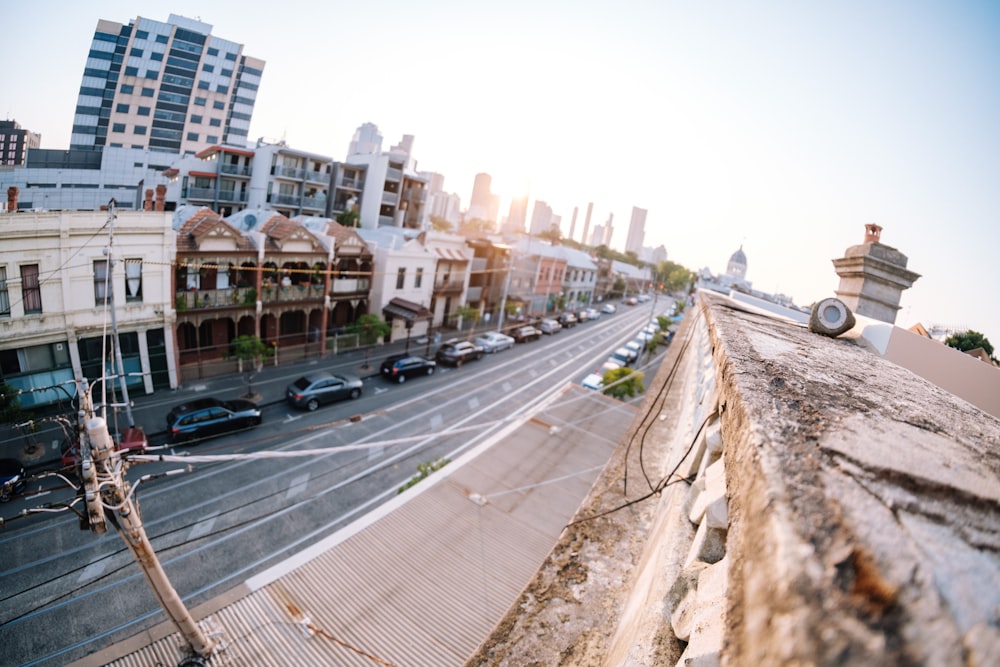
[466, 292, 1000, 667]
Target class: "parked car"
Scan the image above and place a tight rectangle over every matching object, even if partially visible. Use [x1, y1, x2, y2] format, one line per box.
[624, 297, 639, 306]
[609, 346, 635, 367]
[557, 312, 578, 328]
[539, 318, 562, 335]
[625, 340, 644, 360]
[380, 354, 437, 383]
[475, 331, 515, 353]
[512, 325, 543, 343]
[286, 371, 363, 411]
[601, 303, 617, 314]
[166, 397, 262, 444]
[435, 340, 486, 366]
[0, 458, 25, 502]
[582, 307, 601, 321]
[581, 373, 605, 391]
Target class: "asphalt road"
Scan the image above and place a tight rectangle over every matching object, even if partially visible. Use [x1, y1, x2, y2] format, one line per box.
[0, 302, 671, 667]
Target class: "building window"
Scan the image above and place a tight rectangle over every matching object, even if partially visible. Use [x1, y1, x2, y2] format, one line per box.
[141, 87, 154, 97]
[207, 47, 219, 56]
[125, 259, 142, 302]
[209, 118, 221, 127]
[137, 106, 150, 116]
[129, 47, 143, 57]
[21, 264, 41, 314]
[116, 103, 129, 113]
[94, 259, 109, 305]
[415, 267, 423, 288]
[120, 84, 134, 94]
[112, 123, 126, 133]
[203, 64, 214, 73]
[213, 101, 225, 110]
[216, 85, 229, 94]
[0, 267, 9, 316]
[135, 30, 149, 40]
[186, 132, 199, 141]
[206, 135, 219, 143]
[134, 126, 147, 135]
[155, 34, 168, 44]
[198, 81, 210, 90]
[150, 51, 163, 62]
[396, 267, 406, 290]
[194, 97, 206, 106]
[124, 66, 139, 76]
[191, 115, 202, 124]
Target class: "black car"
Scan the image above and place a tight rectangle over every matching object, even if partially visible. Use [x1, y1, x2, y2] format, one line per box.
[435, 340, 485, 366]
[166, 397, 262, 444]
[0, 458, 25, 502]
[512, 325, 542, 343]
[286, 372, 363, 411]
[380, 354, 437, 384]
[557, 312, 578, 328]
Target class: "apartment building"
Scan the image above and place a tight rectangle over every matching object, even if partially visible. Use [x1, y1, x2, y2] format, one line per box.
[71, 14, 264, 155]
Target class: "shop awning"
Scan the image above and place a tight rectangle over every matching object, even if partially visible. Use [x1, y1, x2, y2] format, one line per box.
[383, 297, 432, 322]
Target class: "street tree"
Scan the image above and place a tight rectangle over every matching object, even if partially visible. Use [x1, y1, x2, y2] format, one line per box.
[944, 330, 996, 363]
[602, 367, 645, 400]
[230, 335, 273, 398]
[347, 313, 391, 368]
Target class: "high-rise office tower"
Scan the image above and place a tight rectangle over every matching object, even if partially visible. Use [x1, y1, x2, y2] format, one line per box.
[581, 202, 594, 248]
[71, 14, 265, 154]
[468, 173, 499, 222]
[625, 206, 647, 255]
[504, 194, 529, 235]
[568, 206, 578, 242]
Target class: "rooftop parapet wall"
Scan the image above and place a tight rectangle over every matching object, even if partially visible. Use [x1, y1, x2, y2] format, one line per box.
[468, 290, 1000, 666]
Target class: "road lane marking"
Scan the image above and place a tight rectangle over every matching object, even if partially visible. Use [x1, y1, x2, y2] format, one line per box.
[286, 473, 310, 499]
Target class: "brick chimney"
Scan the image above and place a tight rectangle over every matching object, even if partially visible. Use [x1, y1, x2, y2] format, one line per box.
[154, 184, 166, 211]
[832, 225, 920, 324]
[864, 223, 882, 244]
[7, 186, 18, 212]
[144, 188, 154, 211]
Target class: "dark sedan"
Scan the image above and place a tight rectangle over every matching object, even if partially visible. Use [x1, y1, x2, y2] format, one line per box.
[286, 372, 363, 411]
[380, 354, 437, 384]
[166, 397, 262, 444]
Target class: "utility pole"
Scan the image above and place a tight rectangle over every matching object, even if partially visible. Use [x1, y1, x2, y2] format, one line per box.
[497, 247, 512, 332]
[77, 378, 215, 663]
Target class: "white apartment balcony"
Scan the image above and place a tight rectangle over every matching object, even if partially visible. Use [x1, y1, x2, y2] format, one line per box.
[385, 167, 402, 182]
[381, 191, 399, 205]
[272, 165, 307, 180]
[184, 187, 248, 203]
[219, 164, 252, 178]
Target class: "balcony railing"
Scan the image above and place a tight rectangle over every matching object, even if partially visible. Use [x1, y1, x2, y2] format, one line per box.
[433, 278, 464, 294]
[272, 165, 306, 180]
[385, 167, 402, 181]
[381, 191, 398, 205]
[339, 177, 363, 190]
[220, 164, 252, 177]
[305, 170, 329, 184]
[175, 286, 258, 311]
[259, 283, 327, 303]
[271, 193, 302, 206]
[184, 187, 247, 203]
[331, 278, 371, 294]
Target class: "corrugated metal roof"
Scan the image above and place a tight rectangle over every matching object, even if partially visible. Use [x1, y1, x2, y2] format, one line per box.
[90, 386, 633, 667]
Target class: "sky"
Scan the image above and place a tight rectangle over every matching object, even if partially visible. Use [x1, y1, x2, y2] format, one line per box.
[3, 1, 999, 340]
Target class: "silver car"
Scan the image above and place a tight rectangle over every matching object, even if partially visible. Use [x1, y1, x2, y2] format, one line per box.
[475, 331, 515, 353]
[286, 371, 363, 411]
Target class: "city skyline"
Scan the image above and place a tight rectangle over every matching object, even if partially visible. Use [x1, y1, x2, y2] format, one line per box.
[2, 1, 999, 341]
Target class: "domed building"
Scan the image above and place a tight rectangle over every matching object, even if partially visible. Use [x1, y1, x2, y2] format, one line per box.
[696, 244, 752, 294]
[726, 245, 748, 283]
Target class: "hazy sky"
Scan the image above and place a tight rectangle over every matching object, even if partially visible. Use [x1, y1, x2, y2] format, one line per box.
[3, 1, 999, 340]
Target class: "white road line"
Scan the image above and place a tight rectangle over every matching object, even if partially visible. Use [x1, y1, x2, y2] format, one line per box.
[187, 513, 218, 541]
[286, 473, 310, 499]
